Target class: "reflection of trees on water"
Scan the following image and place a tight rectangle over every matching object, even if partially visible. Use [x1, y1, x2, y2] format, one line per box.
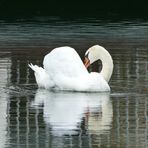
[112, 95, 148, 147]
[0, 55, 11, 148]
[10, 49, 45, 84]
[102, 47, 147, 93]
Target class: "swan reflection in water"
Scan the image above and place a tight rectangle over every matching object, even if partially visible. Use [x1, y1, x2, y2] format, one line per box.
[32, 90, 113, 136]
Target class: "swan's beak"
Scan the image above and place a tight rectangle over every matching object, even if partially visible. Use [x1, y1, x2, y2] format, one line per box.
[84, 57, 90, 68]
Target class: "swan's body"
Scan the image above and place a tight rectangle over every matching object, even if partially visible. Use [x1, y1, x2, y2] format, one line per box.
[29, 45, 113, 92]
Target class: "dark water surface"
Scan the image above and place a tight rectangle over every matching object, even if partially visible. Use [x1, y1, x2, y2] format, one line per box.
[0, 17, 147, 148]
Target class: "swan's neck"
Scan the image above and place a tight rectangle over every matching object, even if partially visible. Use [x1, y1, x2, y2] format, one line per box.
[100, 51, 113, 82]
[90, 46, 113, 82]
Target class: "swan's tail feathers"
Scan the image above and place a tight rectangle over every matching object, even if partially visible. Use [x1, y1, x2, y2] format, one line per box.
[28, 63, 35, 71]
[28, 63, 46, 76]
[28, 63, 54, 89]
[28, 63, 40, 72]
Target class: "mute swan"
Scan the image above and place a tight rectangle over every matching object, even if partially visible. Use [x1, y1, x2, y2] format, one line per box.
[29, 45, 113, 92]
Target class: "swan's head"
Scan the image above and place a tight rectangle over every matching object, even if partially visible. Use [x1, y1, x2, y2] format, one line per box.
[84, 45, 114, 82]
[84, 45, 104, 68]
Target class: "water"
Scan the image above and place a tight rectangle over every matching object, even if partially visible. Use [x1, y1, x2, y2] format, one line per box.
[0, 16, 147, 148]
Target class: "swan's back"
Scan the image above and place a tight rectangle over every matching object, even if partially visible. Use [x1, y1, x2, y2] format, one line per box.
[43, 46, 88, 78]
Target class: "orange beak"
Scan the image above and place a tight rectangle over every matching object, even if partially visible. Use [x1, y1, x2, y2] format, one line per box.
[84, 57, 90, 68]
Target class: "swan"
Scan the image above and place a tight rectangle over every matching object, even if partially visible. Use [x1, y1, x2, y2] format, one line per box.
[29, 45, 113, 92]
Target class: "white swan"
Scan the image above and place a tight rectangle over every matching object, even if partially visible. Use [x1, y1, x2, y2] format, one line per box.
[29, 45, 113, 92]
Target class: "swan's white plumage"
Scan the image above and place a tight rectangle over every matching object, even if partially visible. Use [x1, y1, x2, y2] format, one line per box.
[29, 64, 54, 88]
[43, 47, 87, 77]
[30, 46, 111, 92]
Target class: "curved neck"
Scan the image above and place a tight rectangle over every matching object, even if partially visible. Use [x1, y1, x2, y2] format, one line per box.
[89, 46, 113, 82]
[100, 51, 113, 82]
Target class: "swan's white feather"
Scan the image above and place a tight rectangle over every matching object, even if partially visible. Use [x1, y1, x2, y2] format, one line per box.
[29, 63, 54, 89]
[43, 46, 88, 77]
[29, 46, 110, 92]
